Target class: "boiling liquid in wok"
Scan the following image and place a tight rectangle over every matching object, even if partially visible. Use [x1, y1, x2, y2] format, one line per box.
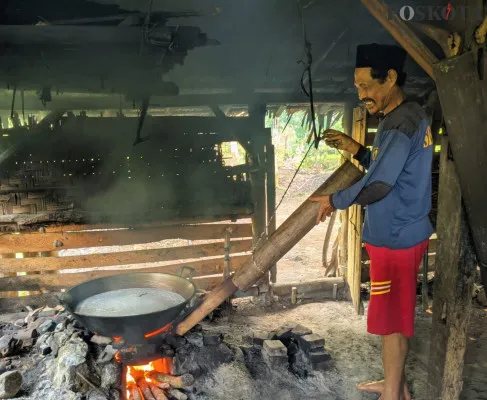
[74, 288, 186, 317]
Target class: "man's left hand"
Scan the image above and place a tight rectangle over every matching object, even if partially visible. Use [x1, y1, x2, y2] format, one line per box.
[309, 195, 335, 225]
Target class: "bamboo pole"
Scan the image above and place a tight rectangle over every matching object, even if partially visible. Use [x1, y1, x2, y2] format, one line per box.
[176, 160, 363, 335]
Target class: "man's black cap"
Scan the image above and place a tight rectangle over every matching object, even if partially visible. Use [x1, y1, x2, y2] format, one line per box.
[355, 43, 407, 72]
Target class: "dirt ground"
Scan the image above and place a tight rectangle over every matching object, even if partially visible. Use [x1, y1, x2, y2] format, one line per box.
[214, 167, 487, 400]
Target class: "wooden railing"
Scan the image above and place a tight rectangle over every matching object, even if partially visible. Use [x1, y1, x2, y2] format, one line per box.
[0, 221, 253, 312]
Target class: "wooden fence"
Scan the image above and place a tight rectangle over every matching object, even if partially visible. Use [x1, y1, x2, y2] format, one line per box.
[0, 221, 253, 312]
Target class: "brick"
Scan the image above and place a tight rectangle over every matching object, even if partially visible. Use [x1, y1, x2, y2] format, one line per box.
[275, 325, 294, 340]
[262, 353, 288, 369]
[252, 331, 270, 346]
[311, 360, 331, 371]
[308, 349, 331, 363]
[298, 334, 325, 351]
[291, 325, 313, 337]
[263, 340, 287, 357]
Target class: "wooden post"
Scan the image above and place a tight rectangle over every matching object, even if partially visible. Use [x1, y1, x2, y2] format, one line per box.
[346, 106, 366, 314]
[249, 105, 269, 287]
[427, 137, 477, 400]
[176, 161, 363, 335]
[265, 130, 277, 283]
[337, 103, 354, 277]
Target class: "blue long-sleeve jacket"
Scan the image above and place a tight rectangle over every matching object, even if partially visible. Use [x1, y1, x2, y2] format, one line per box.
[330, 101, 434, 249]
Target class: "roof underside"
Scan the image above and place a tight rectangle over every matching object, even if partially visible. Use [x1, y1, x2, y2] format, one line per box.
[0, 0, 443, 108]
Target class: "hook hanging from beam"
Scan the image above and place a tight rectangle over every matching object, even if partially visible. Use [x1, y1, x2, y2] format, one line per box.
[133, 96, 151, 146]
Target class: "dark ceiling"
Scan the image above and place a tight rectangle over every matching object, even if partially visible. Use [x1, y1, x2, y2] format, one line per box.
[0, 0, 440, 108]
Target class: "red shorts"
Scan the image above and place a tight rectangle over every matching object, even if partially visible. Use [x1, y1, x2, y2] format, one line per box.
[365, 240, 429, 338]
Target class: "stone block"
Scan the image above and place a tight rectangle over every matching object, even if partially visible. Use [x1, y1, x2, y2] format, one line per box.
[0, 370, 22, 399]
[308, 349, 331, 363]
[263, 340, 287, 357]
[185, 332, 204, 348]
[252, 331, 269, 346]
[298, 334, 325, 351]
[291, 324, 313, 337]
[90, 335, 112, 346]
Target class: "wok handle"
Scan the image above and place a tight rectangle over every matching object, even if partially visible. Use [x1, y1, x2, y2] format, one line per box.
[178, 266, 195, 280]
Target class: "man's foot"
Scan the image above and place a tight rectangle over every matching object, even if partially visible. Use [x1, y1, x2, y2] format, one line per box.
[356, 380, 412, 400]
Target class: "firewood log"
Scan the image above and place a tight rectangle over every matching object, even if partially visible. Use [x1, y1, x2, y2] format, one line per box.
[129, 386, 143, 400]
[147, 372, 195, 388]
[149, 383, 169, 400]
[167, 389, 189, 400]
[136, 379, 156, 400]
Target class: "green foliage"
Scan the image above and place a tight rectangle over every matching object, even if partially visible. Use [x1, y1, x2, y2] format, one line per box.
[266, 109, 343, 172]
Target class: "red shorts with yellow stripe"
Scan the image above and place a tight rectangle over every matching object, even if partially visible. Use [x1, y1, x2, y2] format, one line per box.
[365, 240, 429, 338]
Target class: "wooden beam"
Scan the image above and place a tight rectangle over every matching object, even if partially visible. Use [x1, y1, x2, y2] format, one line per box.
[0, 223, 253, 253]
[433, 52, 487, 270]
[0, 254, 250, 292]
[427, 137, 477, 400]
[0, 239, 252, 273]
[271, 277, 345, 298]
[359, 0, 439, 80]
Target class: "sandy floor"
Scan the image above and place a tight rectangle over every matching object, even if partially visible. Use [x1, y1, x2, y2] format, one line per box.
[221, 168, 487, 400]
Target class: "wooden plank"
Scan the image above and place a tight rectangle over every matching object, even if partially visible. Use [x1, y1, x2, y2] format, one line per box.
[266, 139, 277, 283]
[0, 223, 253, 253]
[434, 52, 487, 269]
[271, 277, 345, 298]
[0, 239, 253, 273]
[360, 0, 439, 79]
[347, 106, 366, 314]
[427, 137, 477, 400]
[0, 254, 250, 292]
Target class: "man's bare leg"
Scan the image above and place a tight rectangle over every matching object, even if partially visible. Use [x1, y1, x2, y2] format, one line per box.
[357, 334, 411, 400]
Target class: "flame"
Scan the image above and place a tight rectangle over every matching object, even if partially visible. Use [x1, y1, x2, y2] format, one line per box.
[144, 323, 172, 339]
[124, 358, 173, 400]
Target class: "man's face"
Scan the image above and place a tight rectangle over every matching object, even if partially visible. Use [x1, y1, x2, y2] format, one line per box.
[354, 68, 396, 115]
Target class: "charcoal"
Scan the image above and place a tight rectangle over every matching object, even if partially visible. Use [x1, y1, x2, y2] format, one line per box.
[0, 336, 21, 357]
[13, 319, 25, 328]
[21, 338, 35, 350]
[91, 335, 112, 346]
[38, 320, 56, 334]
[14, 328, 38, 341]
[185, 333, 204, 348]
[97, 345, 118, 364]
[40, 345, 52, 356]
[38, 310, 57, 319]
[203, 333, 222, 346]
[29, 317, 48, 330]
[0, 370, 22, 399]
[109, 389, 122, 400]
[165, 335, 187, 350]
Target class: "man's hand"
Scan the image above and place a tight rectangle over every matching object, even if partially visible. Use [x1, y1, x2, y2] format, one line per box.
[321, 129, 361, 155]
[310, 195, 335, 225]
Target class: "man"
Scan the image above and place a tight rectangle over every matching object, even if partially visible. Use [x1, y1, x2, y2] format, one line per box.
[311, 43, 433, 400]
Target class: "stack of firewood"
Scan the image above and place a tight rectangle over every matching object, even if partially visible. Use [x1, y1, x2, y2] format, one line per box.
[127, 371, 193, 400]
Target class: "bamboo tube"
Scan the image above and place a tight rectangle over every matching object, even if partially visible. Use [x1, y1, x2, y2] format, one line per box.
[176, 160, 363, 335]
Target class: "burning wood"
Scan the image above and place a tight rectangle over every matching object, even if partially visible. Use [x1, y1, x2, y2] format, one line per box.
[148, 383, 169, 400]
[128, 385, 143, 400]
[136, 379, 156, 400]
[147, 372, 195, 389]
[167, 389, 189, 400]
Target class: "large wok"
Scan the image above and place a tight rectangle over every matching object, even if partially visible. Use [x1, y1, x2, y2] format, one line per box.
[58, 269, 196, 343]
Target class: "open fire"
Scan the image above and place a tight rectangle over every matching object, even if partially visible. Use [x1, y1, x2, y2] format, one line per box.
[124, 358, 174, 400]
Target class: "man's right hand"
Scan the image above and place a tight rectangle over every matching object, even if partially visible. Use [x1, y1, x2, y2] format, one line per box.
[321, 129, 361, 155]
